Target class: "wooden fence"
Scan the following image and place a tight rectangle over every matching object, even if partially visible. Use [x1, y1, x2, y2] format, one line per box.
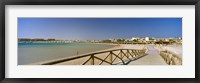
[42, 49, 147, 65]
[160, 51, 182, 65]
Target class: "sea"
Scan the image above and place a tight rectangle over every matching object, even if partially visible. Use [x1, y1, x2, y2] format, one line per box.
[18, 42, 115, 65]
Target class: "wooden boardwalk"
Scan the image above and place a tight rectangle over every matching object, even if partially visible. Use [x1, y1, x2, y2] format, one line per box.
[128, 45, 167, 65]
[40, 45, 169, 65]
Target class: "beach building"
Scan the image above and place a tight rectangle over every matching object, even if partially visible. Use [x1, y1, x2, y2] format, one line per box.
[131, 37, 138, 41]
[145, 37, 149, 41]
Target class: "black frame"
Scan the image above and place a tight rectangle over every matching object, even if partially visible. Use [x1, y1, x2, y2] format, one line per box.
[0, 0, 199, 83]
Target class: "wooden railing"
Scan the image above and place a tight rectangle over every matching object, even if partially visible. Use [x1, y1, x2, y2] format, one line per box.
[160, 51, 182, 65]
[42, 49, 147, 65]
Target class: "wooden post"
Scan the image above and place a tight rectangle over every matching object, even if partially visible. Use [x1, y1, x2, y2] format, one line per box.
[138, 50, 141, 56]
[132, 50, 135, 58]
[110, 51, 113, 64]
[126, 50, 129, 58]
[120, 50, 123, 58]
[135, 50, 138, 57]
[91, 55, 94, 65]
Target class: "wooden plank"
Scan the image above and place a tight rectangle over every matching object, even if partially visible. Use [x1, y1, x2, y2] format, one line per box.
[82, 56, 92, 65]
[91, 55, 94, 65]
[111, 52, 125, 64]
[93, 56, 112, 65]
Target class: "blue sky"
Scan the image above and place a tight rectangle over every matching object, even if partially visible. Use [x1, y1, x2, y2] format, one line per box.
[18, 18, 182, 40]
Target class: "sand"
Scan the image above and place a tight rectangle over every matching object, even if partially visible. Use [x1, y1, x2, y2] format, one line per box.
[154, 44, 182, 59]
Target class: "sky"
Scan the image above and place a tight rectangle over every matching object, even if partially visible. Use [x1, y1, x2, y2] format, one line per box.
[18, 18, 182, 40]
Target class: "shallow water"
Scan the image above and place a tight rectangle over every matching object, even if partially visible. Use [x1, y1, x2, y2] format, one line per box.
[18, 42, 114, 65]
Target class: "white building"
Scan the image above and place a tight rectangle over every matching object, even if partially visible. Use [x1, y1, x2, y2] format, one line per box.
[131, 37, 138, 41]
[145, 37, 149, 41]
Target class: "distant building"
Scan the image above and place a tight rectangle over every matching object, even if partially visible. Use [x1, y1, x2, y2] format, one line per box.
[131, 37, 138, 41]
[145, 37, 149, 41]
[164, 39, 169, 41]
[109, 38, 117, 42]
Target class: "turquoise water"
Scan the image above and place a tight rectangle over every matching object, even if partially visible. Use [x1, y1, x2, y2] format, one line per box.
[18, 42, 115, 65]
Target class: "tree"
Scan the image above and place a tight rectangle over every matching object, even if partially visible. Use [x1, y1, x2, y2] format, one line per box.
[102, 40, 111, 43]
[117, 39, 125, 43]
[132, 39, 139, 42]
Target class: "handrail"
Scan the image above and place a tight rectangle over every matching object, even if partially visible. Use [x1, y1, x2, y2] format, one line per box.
[160, 51, 182, 65]
[42, 48, 147, 65]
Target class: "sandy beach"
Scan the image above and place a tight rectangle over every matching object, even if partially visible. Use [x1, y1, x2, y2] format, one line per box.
[154, 44, 182, 59]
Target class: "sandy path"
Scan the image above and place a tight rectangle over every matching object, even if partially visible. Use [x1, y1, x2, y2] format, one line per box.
[128, 45, 167, 65]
